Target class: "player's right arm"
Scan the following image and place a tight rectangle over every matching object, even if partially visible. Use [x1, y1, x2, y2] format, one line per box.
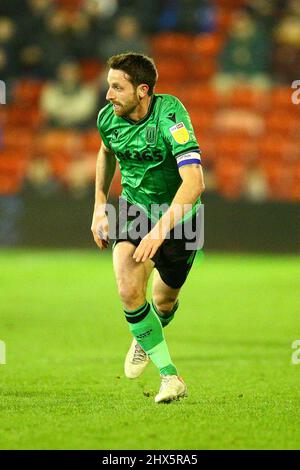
[91, 141, 116, 250]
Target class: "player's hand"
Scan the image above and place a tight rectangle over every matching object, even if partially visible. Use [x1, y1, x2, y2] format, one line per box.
[133, 227, 165, 263]
[91, 208, 109, 250]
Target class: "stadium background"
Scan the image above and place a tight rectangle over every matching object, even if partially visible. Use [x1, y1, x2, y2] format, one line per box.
[1, 0, 300, 451]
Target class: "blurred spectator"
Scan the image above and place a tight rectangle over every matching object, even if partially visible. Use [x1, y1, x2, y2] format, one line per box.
[0, 17, 18, 93]
[82, 0, 118, 40]
[98, 14, 149, 62]
[213, 11, 271, 92]
[70, 12, 100, 60]
[21, 0, 53, 33]
[157, 0, 216, 33]
[66, 157, 94, 198]
[286, 0, 300, 16]
[244, 168, 268, 202]
[24, 157, 59, 196]
[0, 0, 26, 18]
[40, 61, 98, 129]
[272, 6, 300, 84]
[244, 0, 278, 31]
[20, 8, 70, 78]
[83, 0, 118, 19]
[117, 0, 160, 33]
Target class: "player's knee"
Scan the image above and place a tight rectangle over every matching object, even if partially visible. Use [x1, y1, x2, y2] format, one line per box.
[118, 281, 143, 309]
[153, 294, 176, 315]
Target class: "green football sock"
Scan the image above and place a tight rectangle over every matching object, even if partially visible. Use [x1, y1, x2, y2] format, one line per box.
[124, 301, 177, 376]
[151, 299, 179, 328]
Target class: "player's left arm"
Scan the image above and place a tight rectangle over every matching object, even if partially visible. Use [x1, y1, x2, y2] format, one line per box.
[133, 164, 205, 263]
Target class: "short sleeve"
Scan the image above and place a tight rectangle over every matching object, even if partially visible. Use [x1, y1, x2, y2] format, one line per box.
[160, 97, 201, 163]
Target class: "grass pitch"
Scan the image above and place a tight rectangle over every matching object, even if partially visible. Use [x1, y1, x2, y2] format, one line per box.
[0, 249, 299, 450]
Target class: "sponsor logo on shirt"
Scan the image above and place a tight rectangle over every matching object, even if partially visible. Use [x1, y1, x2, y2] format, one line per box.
[169, 122, 190, 144]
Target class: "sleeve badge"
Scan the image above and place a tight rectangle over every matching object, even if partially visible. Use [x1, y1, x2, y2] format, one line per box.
[169, 122, 190, 144]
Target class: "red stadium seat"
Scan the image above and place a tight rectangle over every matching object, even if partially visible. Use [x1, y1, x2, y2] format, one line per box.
[197, 134, 217, 165]
[214, 135, 256, 163]
[36, 130, 82, 157]
[270, 86, 298, 112]
[214, 158, 247, 199]
[188, 59, 217, 82]
[260, 160, 294, 200]
[264, 111, 300, 137]
[82, 130, 101, 154]
[188, 109, 215, 134]
[215, 0, 247, 7]
[228, 87, 269, 111]
[155, 82, 185, 100]
[156, 58, 189, 84]
[0, 150, 29, 194]
[287, 162, 300, 201]
[54, 0, 82, 12]
[181, 85, 222, 109]
[5, 105, 44, 129]
[151, 33, 193, 59]
[48, 150, 72, 183]
[2, 127, 34, 155]
[12, 80, 45, 107]
[80, 59, 104, 82]
[257, 135, 299, 164]
[192, 33, 224, 58]
[216, 8, 235, 33]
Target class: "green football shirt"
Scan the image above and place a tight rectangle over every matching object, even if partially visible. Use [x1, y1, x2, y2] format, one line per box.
[97, 94, 201, 222]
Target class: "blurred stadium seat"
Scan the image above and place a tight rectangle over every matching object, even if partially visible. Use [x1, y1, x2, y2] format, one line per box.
[181, 84, 222, 109]
[197, 134, 216, 165]
[2, 128, 35, 154]
[54, 0, 83, 12]
[228, 87, 269, 111]
[155, 58, 189, 84]
[80, 59, 104, 82]
[192, 33, 224, 59]
[214, 159, 247, 199]
[257, 135, 299, 164]
[188, 109, 215, 134]
[151, 33, 193, 58]
[270, 87, 297, 111]
[82, 130, 101, 154]
[216, 8, 235, 33]
[12, 80, 45, 107]
[36, 130, 82, 156]
[0, 150, 29, 194]
[189, 59, 217, 82]
[260, 160, 293, 200]
[48, 150, 71, 184]
[5, 106, 44, 129]
[215, 135, 257, 163]
[264, 111, 300, 137]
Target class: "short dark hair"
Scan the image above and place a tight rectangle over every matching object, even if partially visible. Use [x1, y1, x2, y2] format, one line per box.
[107, 52, 158, 96]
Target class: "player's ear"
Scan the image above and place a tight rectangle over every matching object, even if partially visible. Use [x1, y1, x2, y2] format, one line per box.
[138, 84, 149, 99]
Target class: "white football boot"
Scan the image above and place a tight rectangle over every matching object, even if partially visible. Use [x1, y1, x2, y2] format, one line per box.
[155, 375, 188, 403]
[124, 339, 150, 379]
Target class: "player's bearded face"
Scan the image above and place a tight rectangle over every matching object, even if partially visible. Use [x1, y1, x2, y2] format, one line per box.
[106, 69, 141, 117]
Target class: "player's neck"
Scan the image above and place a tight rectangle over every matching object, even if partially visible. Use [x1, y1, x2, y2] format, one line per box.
[127, 95, 152, 122]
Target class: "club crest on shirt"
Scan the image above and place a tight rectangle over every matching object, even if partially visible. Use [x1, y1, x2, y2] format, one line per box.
[169, 122, 190, 144]
[145, 126, 157, 145]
